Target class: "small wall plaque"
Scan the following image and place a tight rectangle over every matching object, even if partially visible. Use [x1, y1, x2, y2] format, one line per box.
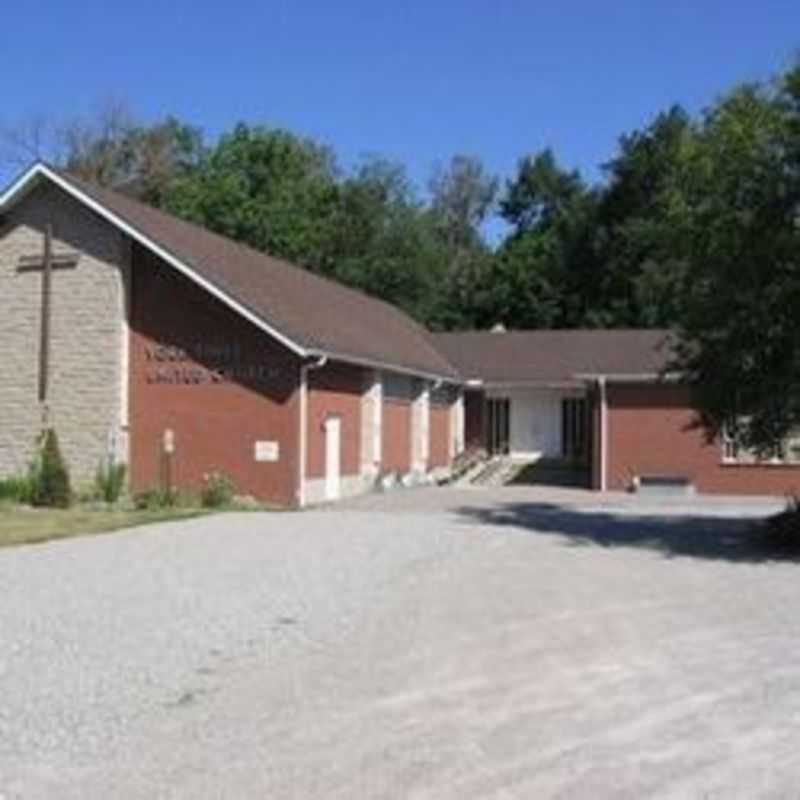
[254, 440, 279, 462]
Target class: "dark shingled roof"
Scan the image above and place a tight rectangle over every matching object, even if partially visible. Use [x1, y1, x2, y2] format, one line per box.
[431, 329, 675, 385]
[50, 169, 459, 381]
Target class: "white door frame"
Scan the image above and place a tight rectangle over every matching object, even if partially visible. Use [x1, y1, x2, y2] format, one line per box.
[324, 416, 342, 501]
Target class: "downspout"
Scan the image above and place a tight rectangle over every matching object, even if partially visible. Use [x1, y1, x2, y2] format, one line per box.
[598, 377, 608, 492]
[297, 355, 328, 508]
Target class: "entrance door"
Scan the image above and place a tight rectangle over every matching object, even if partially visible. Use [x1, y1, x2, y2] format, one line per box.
[486, 397, 510, 456]
[324, 417, 342, 500]
[561, 396, 590, 465]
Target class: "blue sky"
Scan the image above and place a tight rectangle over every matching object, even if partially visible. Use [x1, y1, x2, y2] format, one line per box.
[1, 1, 797, 198]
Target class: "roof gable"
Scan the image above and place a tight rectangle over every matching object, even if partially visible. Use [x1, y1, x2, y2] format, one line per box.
[0, 163, 459, 381]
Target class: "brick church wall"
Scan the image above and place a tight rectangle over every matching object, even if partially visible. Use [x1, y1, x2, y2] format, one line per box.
[306, 361, 364, 479]
[129, 244, 301, 506]
[0, 182, 127, 483]
[429, 404, 452, 468]
[606, 383, 800, 496]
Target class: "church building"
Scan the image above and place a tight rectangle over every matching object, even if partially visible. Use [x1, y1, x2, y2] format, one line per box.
[0, 163, 463, 506]
[3, 162, 799, 504]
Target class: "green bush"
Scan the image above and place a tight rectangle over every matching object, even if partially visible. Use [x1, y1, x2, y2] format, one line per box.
[30, 429, 72, 509]
[133, 487, 179, 511]
[95, 460, 127, 504]
[0, 474, 34, 504]
[201, 471, 235, 508]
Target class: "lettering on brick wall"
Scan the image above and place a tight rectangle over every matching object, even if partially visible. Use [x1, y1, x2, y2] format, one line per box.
[144, 343, 282, 385]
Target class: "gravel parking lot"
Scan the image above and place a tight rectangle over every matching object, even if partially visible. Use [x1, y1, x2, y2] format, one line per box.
[1, 486, 798, 799]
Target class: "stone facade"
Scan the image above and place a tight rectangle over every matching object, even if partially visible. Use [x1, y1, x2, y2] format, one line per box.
[0, 183, 127, 484]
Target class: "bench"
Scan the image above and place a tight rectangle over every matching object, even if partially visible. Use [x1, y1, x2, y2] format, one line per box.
[633, 474, 695, 497]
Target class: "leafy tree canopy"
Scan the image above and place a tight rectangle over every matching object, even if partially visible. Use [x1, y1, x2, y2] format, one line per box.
[4, 60, 800, 448]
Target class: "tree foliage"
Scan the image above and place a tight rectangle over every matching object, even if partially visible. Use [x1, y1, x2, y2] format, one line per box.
[30, 428, 72, 509]
[4, 61, 800, 446]
[672, 70, 800, 450]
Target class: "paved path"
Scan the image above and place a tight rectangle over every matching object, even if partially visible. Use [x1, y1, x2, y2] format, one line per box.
[0, 487, 797, 798]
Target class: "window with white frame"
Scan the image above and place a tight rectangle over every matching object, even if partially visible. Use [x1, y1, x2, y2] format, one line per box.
[722, 419, 800, 464]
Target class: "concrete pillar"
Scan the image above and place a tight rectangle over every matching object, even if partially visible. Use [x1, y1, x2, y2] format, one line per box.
[411, 380, 430, 473]
[451, 388, 465, 458]
[360, 370, 382, 478]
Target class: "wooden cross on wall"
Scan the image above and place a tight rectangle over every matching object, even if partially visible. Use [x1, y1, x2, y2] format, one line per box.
[17, 225, 81, 410]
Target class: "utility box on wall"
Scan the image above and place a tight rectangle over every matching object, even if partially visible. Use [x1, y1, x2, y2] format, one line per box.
[254, 440, 280, 462]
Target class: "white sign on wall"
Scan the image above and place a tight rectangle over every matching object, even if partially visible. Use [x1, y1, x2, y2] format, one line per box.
[254, 440, 280, 462]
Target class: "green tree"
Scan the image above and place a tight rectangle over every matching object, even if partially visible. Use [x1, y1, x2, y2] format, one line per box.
[0, 102, 205, 204]
[673, 67, 800, 451]
[165, 124, 341, 273]
[495, 149, 600, 328]
[331, 157, 447, 322]
[426, 155, 498, 330]
[596, 106, 695, 326]
[30, 428, 72, 509]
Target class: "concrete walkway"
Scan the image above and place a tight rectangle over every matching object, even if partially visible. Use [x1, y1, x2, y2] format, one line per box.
[0, 487, 796, 798]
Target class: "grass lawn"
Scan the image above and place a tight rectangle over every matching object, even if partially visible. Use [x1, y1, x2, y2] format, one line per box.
[0, 504, 209, 548]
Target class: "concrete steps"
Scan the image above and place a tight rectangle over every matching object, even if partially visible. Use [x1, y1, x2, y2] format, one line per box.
[467, 456, 526, 487]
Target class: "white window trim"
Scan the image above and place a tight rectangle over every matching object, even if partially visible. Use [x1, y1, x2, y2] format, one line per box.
[721, 420, 800, 466]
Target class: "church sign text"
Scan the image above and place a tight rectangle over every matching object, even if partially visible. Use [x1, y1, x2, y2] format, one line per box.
[144, 343, 283, 386]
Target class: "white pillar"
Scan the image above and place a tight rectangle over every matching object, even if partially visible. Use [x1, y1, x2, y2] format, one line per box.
[421, 382, 430, 466]
[599, 377, 608, 492]
[374, 372, 383, 470]
[116, 235, 132, 465]
[361, 370, 382, 478]
[411, 380, 430, 473]
[297, 363, 309, 507]
[452, 389, 465, 458]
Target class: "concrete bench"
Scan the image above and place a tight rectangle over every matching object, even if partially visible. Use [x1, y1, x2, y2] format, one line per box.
[633, 474, 695, 497]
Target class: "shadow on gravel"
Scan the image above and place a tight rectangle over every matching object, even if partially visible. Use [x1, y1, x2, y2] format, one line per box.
[455, 502, 798, 564]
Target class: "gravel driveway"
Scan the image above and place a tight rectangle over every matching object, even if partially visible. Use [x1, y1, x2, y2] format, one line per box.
[1, 486, 798, 799]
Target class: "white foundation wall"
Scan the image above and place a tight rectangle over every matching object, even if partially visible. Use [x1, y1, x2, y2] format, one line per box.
[303, 474, 375, 505]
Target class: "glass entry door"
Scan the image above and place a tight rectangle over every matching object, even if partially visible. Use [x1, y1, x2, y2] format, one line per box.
[561, 396, 590, 465]
[486, 397, 510, 455]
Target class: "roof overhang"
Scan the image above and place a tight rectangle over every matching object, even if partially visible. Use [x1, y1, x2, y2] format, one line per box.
[1, 162, 460, 383]
[0, 162, 311, 358]
[484, 380, 584, 390]
[305, 348, 460, 385]
[573, 372, 682, 383]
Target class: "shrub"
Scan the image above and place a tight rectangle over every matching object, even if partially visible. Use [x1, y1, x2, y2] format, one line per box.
[30, 428, 72, 509]
[133, 487, 179, 511]
[95, 460, 127, 504]
[0, 474, 34, 504]
[201, 471, 235, 508]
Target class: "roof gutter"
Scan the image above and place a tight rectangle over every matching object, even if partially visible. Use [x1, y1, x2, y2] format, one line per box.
[573, 372, 682, 383]
[1, 164, 462, 387]
[305, 348, 460, 385]
[480, 380, 584, 390]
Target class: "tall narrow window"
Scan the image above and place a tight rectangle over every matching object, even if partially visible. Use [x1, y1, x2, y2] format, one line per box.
[562, 397, 588, 463]
[486, 397, 510, 455]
